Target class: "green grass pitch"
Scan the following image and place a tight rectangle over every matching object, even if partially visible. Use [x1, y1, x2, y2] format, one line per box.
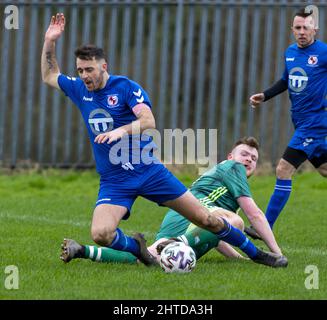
[0, 169, 326, 299]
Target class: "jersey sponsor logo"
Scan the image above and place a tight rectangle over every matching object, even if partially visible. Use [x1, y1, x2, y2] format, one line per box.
[286, 57, 295, 61]
[83, 96, 93, 101]
[288, 67, 308, 92]
[133, 88, 145, 104]
[66, 76, 76, 81]
[307, 55, 318, 66]
[107, 94, 119, 107]
[88, 108, 114, 135]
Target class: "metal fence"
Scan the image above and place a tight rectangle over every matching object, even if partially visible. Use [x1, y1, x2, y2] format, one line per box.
[0, 0, 326, 168]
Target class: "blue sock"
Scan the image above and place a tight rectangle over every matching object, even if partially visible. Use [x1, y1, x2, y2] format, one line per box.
[108, 228, 140, 257]
[265, 178, 292, 229]
[216, 219, 258, 259]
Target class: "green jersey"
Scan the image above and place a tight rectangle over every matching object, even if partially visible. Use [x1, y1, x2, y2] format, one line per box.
[191, 160, 252, 213]
[156, 160, 252, 242]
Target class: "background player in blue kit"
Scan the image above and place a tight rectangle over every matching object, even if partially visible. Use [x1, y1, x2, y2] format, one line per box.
[247, 8, 327, 238]
[42, 13, 287, 267]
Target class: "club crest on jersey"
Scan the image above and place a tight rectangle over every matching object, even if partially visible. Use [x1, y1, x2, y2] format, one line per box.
[307, 56, 318, 66]
[107, 94, 119, 107]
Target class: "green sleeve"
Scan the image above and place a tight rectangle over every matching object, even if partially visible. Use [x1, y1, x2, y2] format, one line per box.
[222, 162, 252, 199]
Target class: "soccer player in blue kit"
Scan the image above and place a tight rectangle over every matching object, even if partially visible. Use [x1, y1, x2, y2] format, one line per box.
[42, 13, 287, 267]
[246, 8, 327, 239]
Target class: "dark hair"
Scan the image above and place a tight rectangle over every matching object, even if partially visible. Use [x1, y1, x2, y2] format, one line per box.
[293, 7, 313, 19]
[232, 136, 259, 151]
[74, 45, 106, 61]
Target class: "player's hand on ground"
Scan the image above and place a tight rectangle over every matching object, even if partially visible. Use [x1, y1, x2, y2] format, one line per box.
[45, 13, 65, 41]
[249, 93, 265, 108]
[94, 128, 128, 144]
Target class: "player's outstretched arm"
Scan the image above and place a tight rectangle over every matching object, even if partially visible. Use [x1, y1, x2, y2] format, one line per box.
[237, 196, 282, 255]
[250, 79, 288, 108]
[41, 13, 65, 89]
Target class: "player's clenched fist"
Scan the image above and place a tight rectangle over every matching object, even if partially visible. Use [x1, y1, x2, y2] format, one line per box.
[249, 93, 265, 108]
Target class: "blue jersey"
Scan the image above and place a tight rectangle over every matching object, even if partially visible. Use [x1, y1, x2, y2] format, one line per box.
[282, 40, 327, 134]
[58, 74, 157, 176]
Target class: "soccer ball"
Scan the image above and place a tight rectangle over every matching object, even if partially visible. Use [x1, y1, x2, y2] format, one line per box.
[159, 241, 196, 273]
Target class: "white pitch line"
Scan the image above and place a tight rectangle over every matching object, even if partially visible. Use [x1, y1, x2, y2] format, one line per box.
[0, 211, 89, 228]
[1, 212, 325, 255]
[0, 211, 155, 238]
[283, 246, 327, 256]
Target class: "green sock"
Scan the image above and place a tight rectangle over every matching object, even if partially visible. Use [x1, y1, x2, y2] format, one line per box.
[178, 224, 219, 259]
[84, 245, 137, 264]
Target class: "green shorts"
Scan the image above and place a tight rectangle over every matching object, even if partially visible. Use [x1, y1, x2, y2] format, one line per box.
[155, 207, 219, 259]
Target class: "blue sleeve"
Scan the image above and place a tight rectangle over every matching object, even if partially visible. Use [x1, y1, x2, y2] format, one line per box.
[58, 74, 84, 104]
[124, 80, 152, 110]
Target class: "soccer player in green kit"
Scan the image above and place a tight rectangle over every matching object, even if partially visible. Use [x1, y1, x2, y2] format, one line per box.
[61, 137, 284, 265]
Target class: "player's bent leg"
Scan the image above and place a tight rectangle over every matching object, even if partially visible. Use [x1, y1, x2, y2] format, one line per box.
[183, 212, 244, 259]
[210, 208, 244, 231]
[155, 209, 243, 259]
[209, 209, 246, 259]
[91, 204, 127, 246]
[264, 157, 296, 229]
[91, 204, 157, 266]
[182, 209, 245, 259]
[162, 191, 225, 232]
[163, 194, 288, 267]
[60, 238, 138, 264]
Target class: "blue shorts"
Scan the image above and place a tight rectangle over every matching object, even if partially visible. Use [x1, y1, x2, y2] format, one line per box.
[288, 130, 326, 160]
[96, 163, 187, 219]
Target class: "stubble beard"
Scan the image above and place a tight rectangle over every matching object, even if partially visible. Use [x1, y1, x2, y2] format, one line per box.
[95, 70, 105, 90]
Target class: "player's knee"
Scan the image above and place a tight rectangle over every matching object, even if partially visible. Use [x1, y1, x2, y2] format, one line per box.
[91, 227, 115, 246]
[198, 218, 212, 230]
[192, 214, 211, 230]
[231, 215, 244, 231]
[276, 160, 295, 179]
[200, 211, 225, 231]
